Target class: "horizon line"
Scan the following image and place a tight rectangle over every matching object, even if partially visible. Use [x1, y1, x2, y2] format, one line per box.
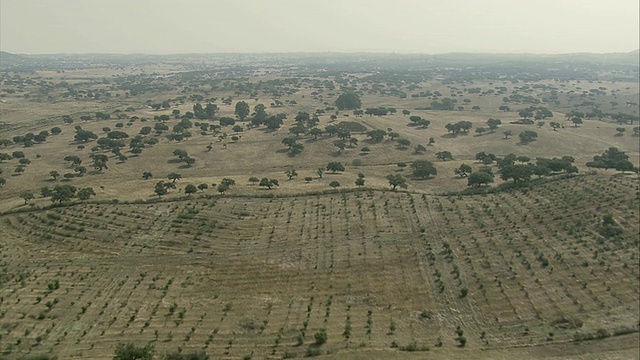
[1, 49, 639, 57]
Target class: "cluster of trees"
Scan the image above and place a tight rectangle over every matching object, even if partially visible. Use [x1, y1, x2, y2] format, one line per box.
[74, 126, 98, 143]
[248, 104, 286, 130]
[61, 153, 109, 174]
[0, 151, 33, 177]
[155, 176, 235, 197]
[90, 153, 109, 171]
[496, 154, 578, 184]
[465, 152, 582, 187]
[335, 92, 361, 110]
[281, 137, 305, 156]
[259, 178, 280, 189]
[366, 129, 388, 142]
[166, 118, 194, 141]
[518, 106, 554, 120]
[184, 183, 209, 195]
[172, 149, 196, 167]
[154, 180, 177, 197]
[475, 118, 502, 135]
[364, 107, 396, 117]
[6, 127, 62, 148]
[574, 108, 639, 125]
[430, 97, 456, 110]
[40, 184, 96, 203]
[445, 121, 473, 135]
[216, 178, 236, 194]
[586, 147, 636, 173]
[192, 102, 218, 120]
[407, 116, 431, 128]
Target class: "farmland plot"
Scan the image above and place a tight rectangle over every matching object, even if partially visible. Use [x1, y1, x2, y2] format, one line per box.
[0, 174, 637, 359]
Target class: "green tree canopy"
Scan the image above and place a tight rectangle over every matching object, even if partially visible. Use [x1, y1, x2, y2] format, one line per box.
[468, 171, 494, 187]
[335, 92, 361, 110]
[411, 160, 437, 179]
[326, 162, 345, 173]
[234, 101, 250, 120]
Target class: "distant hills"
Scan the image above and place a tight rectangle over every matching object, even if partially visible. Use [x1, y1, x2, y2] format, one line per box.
[0, 51, 25, 60]
[0, 49, 638, 70]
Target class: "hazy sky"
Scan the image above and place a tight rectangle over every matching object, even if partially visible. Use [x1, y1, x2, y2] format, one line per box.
[1, 0, 638, 54]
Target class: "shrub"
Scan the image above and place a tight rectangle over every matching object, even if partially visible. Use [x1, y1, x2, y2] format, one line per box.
[113, 342, 154, 360]
[164, 351, 210, 360]
[314, 329, 327, 345]
[305, 347, 322, 357]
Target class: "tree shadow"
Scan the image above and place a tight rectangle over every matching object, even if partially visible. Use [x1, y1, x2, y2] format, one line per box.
[473, 132, 492, 137]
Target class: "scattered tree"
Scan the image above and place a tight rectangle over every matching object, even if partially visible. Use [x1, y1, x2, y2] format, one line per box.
[77, 187, 96, 201]
[411, 160, 437, 179]
[285, 169, 298, 180]
[167, 172, 182, 183]
[467, 171, 494, 187]
[435, 151, 453, 161]
[19, 190, 35, 204]
[234, 101, 250, 120]
[519, 130, 538, 143]
[486, 118, 502, 132]
[259, 178, 279, 189]
[571, 117, 583, 127]
[455, 164, 472, 177]
[397, 138, 411, 149]
[386, 174, 407, 190]
[326, 162, 345, 173]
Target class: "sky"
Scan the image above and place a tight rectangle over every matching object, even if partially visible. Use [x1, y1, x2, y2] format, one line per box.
[1, 0, 638, 54]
